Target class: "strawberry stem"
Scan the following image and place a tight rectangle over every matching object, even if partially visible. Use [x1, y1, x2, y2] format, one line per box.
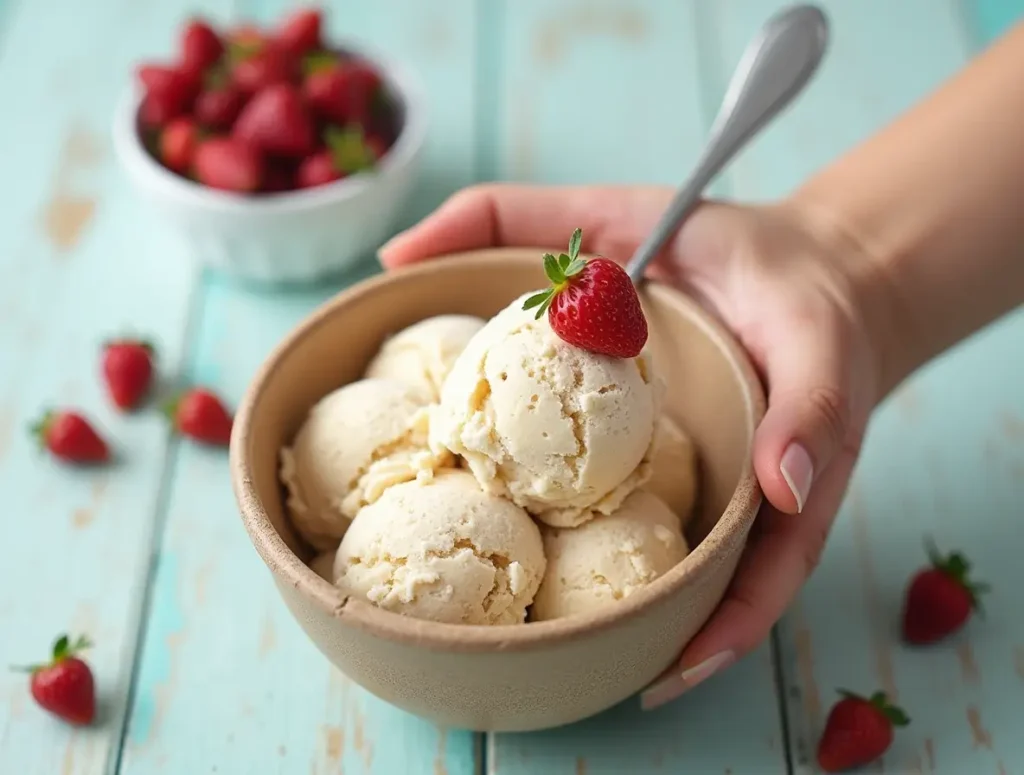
[923, 537, 990, 613]
[522, 228, 589, 319]
[837, 688, 910, 727]
[28, 410, 53, 449]
[324, 125, 375, 174]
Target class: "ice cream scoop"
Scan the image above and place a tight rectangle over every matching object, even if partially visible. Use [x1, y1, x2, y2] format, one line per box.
[531, 489, 690, 621]
[647, 415, 699, 529]
[334, 470, 546, 625]
[430, 293, 659, 528]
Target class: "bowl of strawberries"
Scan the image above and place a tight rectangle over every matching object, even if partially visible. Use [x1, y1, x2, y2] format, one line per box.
[113, 7, 427, 285]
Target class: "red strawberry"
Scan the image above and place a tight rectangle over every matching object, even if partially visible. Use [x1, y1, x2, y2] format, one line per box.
[139, 95, 181, 130]
[522, 228, 648, 358]
[817, 690, 909, 772]
[302, 62, 382, 126]
[277, 7, 322, 57]
[230, 45, 294, 95]
[233, 83, 314, 158]
[194, 86, 245, 130]
[164, 387, 233, 446]
[902, 542, 989, 645]
[31, 410, 110, 464]
[102, 338, 156, 411]
[136, 64, 198, 121]
[181, 19, 223, 78]
[14, 634, 96, 726]
[193, 138, 262, 192]
[261, 161, 298, 193]
[159, 118, 199, 174]
[296, 150, 342, 189]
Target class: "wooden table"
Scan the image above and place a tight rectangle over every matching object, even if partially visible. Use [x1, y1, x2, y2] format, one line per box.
[1, 1, 1022, 772]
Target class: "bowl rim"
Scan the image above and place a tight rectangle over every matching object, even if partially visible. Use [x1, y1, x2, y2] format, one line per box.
[230, 249, 766, 652]
[111, 37, 428, 213]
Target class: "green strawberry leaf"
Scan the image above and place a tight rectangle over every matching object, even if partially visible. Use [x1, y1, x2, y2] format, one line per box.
[568, 227, 582, 260]
[303, 50, 340, 76]
[542, 253, 564, 285]
[522, 290, 551, 311]
[324, 126, 376, 174]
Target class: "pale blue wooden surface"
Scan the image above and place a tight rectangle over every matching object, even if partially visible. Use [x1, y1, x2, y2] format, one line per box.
[0, 1, 1022, 774]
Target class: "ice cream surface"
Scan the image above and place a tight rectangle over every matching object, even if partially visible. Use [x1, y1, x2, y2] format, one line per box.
[364, 314, 486, 402]
[280, 377, 448, 552]
[647, 415, 700, 529]
[429, 292, 659, 528]
[334, 470, 546, 625]
[531, 489, 690, 621]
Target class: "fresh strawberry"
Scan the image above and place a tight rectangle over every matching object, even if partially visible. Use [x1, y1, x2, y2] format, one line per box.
[322, 125, 377, 174]
[13, 634, 96, 726]
[902, 541, 989, 645]
[233, 83, 314, 158]
[164, 387, 233, 446]
[193, 138, 262, 192]
[522, 228, 648, 358]
[31, 410, 110, 464]
[277, 7, 322, 57]
[102, 338, 156, 411]
[193, 86, 245, 130]
[817, 690, 909, 772]
[136, 64, 198, 121]
[159, 118, 199, 174]
[296, 151, 342, 188]
[138, 95, 180, 129]
[302, 62, 382, 126]
[230, 45, 295, 95]
[181, 19, 223, 78]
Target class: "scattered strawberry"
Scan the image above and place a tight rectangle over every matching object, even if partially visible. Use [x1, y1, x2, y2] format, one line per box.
[278, 7, 322, 57]
[159, 118, 199, 174]
[303, 62, 382, 126]
[902, 541, 989, 645]
[13, 634, 96, 726]
[164, 387, 233, 446]
[231, 45, 295, 95]
[297, 150, 342, 188]
[522, 228, 649, 358]
[817, 690, 909, 772]
[31, 410, 109, 464]
[181, 19, 223, 78]
[101, 338, 156, 411]
[193, 86, 245, 130]
[233, 83, 314, 158]
[193, 138, 262, 192]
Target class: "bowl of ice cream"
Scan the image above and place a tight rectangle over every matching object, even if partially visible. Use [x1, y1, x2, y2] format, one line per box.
[230, 247, 765, 732]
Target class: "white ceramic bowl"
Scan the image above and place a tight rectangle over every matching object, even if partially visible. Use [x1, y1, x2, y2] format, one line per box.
[112, 44, 427, 286]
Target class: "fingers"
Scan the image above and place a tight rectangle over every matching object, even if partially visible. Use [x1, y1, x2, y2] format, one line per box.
[640, 446, 857, 711]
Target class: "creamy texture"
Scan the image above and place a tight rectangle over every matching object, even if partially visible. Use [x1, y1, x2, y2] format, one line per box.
[364, 314, 486, 402]
[647, 415, 700, 529]
[429, 293, 659, 528]
[334, 470, 546, 625]
[531, 489, 689, 621]
[280, 378, 450, 551]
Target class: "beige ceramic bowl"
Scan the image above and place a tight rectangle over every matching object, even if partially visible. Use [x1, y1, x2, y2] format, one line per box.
[230, 248, 765, 732]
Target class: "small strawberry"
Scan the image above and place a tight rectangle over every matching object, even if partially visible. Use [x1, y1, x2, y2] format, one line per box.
[31, 410, 110, 464]
[277, 7, 322, 58]
[902, 541, 989, 645]
[159, 118, 199, 174]
[193, 138, 262, 192]
[230, 45, 295, 95]
[817, 690, 909, 772]
[193, 86, 245, 130]
[302, 62, 382, 126]
[181, 19, 223, 78]
[233, 83, 315, 158]
[135, 64, 198, 120]
[102, 338, 156, 411]
[522, 228, 648, 358]
[164, 387, 233, 446]
[296, 150, 342, 189]
[13, 634, 96, 726]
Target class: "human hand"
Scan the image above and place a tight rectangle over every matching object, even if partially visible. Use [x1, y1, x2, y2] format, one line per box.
[379, 183, 892, 709]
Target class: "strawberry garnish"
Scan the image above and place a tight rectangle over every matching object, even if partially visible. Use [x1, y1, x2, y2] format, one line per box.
[817, 690, 909, 773]
[902, 540, 989, 645]
[164, 387, 233, 446]
[31, 410, 110, 464]
[193, 138, 262, 192]
[159, 118, 199, 174]
[277, 7, 323, 58]
[233, 83, 315, 158]
[13, 634, 96, 726]
[181, 19, 224, 78]
[522, 228, 648, 358]
[102, 338, 156, 411]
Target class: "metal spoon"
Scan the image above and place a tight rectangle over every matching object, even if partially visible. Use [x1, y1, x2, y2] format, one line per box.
[624, 4, 829, 283]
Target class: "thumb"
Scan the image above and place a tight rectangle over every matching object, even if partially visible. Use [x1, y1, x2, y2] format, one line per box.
[753, 320, 859, 514]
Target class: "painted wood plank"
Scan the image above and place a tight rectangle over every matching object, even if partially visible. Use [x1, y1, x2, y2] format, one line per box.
[969, 0, 1024, 42]
[117, 2, 483, 773]
[707, 2, 1024, 773]
[486, 2, 789, 773]
[0, 0, 229, 772]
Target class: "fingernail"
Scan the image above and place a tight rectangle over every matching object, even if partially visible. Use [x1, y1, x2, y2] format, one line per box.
[640, 650, 735, 711]
[780, 443, 813, 513]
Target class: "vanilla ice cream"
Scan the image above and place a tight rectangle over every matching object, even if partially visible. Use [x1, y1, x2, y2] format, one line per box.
[365, 314, 486, 402]
[429, 293, 659, 528]
[647, 415, 700, 529]
[531, 489, 689, 621]
[334, 470, 546, 625]
[280, 378, 450, 551]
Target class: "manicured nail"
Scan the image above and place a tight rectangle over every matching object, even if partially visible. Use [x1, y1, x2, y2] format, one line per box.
[780, 442, 813, 513]
[640, 651, 735, 711]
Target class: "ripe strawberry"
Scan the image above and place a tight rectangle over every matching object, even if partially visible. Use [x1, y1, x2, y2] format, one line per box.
[31, 410, 110, 464]
[181, 19, 223, 78]
[159, 118, 199, 174]
[233, 83, 314, 158]
[164, 387, 233, 446]
[193, 86, 245, 130]
[13, 634, 96, 726]
[193, 138, 262, 192]
[277, 7, 322, 57]
[296, 150, 342, 189]
[303, 62, 382, 126]
[817, 690, 909, 772]
[135, 64, 198, 123]
[902, 542, 989, 645]
[230, 46, 294, 95]
[522, 228, 648, 358]
[102, 338, 156, 411]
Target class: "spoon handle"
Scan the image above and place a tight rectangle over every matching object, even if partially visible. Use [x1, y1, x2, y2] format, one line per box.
[625, 4, 829, 283]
